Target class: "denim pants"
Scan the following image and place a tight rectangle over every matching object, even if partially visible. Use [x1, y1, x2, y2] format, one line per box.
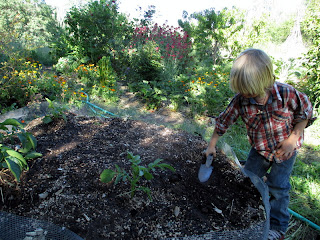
[244, 147, 296, 232]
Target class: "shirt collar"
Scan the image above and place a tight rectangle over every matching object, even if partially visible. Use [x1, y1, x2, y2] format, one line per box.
[240, 82, 282, 105]
[272, 82, 283, 102]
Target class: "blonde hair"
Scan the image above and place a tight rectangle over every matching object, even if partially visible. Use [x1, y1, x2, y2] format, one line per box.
[230, 49, 275, 97]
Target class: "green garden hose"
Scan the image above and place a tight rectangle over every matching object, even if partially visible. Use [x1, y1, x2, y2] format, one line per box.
[288, 208, 320, 231]
[82, 92, 116, 118]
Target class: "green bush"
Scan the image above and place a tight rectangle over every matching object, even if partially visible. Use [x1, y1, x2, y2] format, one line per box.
[0, 0, 62, 64]
[301, 0, 320, 112]
[54, 56, 80, 73]
[64, 0, 132, 63]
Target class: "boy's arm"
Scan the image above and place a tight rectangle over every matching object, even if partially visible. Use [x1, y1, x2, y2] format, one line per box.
[206, 128, 220, 157]
[276, 119, 308, 160]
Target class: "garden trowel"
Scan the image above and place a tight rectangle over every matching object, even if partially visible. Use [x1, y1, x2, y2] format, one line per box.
[198, 153, 214, 183]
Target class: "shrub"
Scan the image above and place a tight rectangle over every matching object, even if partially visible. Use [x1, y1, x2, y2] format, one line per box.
[0, 119, 42, 182]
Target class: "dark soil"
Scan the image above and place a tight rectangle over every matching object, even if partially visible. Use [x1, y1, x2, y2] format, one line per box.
[0, 113, 264, 239]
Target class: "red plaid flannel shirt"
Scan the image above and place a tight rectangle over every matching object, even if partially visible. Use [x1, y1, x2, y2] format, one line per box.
[215, 82, 314, 161]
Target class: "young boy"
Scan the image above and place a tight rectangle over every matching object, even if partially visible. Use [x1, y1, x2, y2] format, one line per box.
[205, 49, 315, 240]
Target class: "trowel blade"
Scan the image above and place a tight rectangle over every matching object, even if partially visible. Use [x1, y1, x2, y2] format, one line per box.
[198, 164, 213, 183]
[198, 154, 214, 182]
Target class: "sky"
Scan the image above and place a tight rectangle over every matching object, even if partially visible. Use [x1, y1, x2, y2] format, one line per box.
[117, 0, 249, 26]
[45, 0, 303, 26]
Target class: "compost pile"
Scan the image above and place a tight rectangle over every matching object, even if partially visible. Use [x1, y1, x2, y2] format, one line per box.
[1, 113, 264, 239]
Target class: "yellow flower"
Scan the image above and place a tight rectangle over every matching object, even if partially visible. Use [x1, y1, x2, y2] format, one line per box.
[3, 76, 8, 79]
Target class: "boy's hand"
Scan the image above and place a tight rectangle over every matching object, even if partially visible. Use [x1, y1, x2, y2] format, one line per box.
[205, 147, 216, 158]
[276, 137, 296, 160]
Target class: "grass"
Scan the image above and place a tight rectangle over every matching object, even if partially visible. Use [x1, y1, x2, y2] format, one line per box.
[286, 117, 320, 239]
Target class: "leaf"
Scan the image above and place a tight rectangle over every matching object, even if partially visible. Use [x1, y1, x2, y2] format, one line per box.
[115, 174, 122, 185]
[26, 133, 37, 149]
[130, 154, 141, 165]
[100, 169, 116, 183]
[24, 151, 42, 160]
[43, 116, 53, 124]
[127, 151, 134, 159]
[158, 163, 176, 172]
[5, 157, 22, 181]
[115, 164, 121, 172]
[46, 98, 54, 108]
[148, 158, 162, 169]
[0, 118, 23, 128]
[6, 150, 27, 167]
[18, 132, 37, 153]
[0, 125, 8, 131]
[143, 171, 154, 181]
[153, 158, 163, 165]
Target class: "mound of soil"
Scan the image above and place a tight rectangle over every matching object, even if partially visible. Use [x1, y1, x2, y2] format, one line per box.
[1, 113, 264, 239]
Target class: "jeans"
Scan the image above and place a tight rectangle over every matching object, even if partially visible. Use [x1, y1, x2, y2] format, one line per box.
[244, 147, 296, 232]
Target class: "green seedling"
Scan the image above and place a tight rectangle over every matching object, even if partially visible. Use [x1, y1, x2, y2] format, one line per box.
[42, 98, 67, 124]
[100, 151, 175, 200]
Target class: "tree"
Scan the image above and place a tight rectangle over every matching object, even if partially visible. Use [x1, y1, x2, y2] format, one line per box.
[301, 0, 320, 110]
[0, 0, 61, 63]
[64, 0, 132, 63]
[178, 7, 244, 66]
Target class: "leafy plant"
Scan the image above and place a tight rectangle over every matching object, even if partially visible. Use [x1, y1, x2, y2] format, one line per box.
[0, 118, 42, 181]
[64, 0, 132, 63]
[100, 152, 175, 200]
[42, 98, 67, 124]
[128, 80, 167, 110]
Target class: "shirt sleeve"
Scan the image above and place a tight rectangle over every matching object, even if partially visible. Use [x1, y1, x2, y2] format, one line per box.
[291, 89, 316, 127]
[215, 95, 241, 136]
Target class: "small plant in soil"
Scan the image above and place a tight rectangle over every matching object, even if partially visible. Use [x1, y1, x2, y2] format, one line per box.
[42, 98, 67, 124]
[100, 151, 175, 200]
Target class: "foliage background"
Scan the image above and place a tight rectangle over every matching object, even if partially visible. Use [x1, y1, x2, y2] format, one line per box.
[0, 0, 319, 239]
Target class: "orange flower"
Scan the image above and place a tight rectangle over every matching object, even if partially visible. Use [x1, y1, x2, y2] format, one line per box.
[21, 120, 25, 123]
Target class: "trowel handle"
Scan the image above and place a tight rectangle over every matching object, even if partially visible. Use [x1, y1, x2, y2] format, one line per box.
[205, 153, 214, 168]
